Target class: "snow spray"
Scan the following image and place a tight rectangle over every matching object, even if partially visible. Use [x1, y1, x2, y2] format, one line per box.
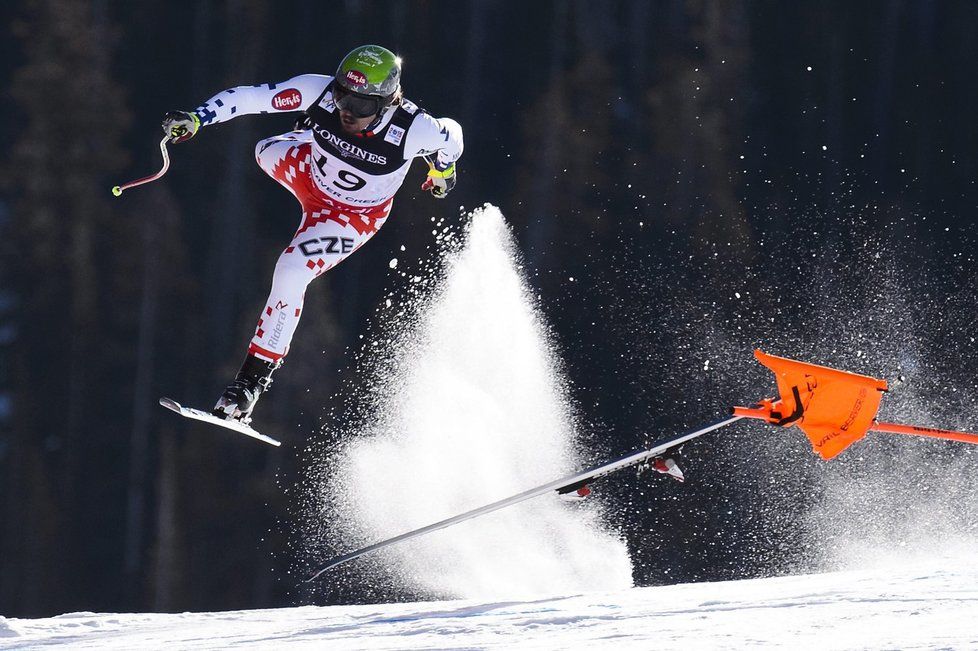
[588, 198, 978, 579]
[306, 205, 632, 600]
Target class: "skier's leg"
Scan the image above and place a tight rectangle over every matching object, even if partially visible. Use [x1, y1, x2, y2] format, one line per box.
[254, 131, 315, 201]
[214, 135, 389, 422]
[215, 208, 384, 421]
[248, 214, 377, 363]
[246, 247, 313, 364]
[249, 135, 389, 363]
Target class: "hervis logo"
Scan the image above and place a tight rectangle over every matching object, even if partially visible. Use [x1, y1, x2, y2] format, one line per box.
[344, 69, 368, 89]
[272, 88, 302, 111]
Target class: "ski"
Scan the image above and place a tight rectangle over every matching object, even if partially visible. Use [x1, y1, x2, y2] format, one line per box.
[159, 397, 282, 447]
[306, 415, 743, 581]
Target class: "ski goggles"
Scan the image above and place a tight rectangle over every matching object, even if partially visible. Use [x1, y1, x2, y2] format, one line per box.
[332, 84, 386, 118]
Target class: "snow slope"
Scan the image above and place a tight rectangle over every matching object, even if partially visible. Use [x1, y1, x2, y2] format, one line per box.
[4, 560, 976, 649]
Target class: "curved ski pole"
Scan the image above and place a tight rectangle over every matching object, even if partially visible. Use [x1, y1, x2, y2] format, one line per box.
[306, 415, 743, 582]
[111, 136, 171, 197]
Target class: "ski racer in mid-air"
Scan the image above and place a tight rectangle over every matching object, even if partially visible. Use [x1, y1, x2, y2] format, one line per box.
[161, 45, 464, 424]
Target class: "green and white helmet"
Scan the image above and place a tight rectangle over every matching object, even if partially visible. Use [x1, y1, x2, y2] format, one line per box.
[335, 45, 401, 99]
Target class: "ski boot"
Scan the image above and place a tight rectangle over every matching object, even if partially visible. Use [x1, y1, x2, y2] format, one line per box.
[212, 355, 281, 425]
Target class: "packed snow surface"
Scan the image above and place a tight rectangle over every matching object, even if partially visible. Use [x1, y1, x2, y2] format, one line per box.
[4, 560, 976, 649]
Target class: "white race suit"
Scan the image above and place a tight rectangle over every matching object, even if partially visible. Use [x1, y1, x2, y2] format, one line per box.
[192, 74, 464, 361]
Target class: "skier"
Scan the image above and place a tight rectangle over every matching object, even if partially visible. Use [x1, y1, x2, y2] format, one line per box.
[161, 45, 463, 424]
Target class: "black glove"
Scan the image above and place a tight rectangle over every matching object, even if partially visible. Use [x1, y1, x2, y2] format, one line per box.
[162, 110, 201, 144]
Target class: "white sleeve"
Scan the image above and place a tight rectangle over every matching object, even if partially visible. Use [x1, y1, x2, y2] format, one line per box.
[192, 74, 332, 127]
[403, 112, 464, 168]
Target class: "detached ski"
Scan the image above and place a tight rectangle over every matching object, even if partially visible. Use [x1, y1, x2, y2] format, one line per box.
[159, 397, 282, 447]
[306, 415, 743, 581]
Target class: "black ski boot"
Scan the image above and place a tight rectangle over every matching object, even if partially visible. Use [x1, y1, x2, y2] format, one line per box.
[212, 355, 281, 424]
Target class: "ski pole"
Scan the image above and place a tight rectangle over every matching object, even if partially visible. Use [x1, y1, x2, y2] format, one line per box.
[111, 136, 171, 197]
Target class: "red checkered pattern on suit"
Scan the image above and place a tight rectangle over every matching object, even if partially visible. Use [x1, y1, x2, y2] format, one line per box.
[268, 142, 392, 237]
[247, 137, 391, 364]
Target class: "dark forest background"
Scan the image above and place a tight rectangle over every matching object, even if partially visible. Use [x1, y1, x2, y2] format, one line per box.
[3, 0, 978, 618]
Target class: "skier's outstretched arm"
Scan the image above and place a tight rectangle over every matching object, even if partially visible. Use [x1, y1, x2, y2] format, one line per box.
[162, 74, 332, 143]
[406, 113, 464, 198]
